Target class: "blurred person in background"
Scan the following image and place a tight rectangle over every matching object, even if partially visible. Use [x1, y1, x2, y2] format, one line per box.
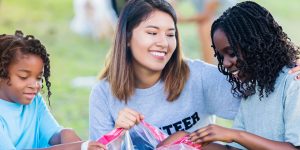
[70, 0, 117, 39]
[176, 0, 236, 64]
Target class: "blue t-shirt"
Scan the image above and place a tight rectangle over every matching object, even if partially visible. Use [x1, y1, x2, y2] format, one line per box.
[228, 67, 300, 149]
[0, 94, 62, 150]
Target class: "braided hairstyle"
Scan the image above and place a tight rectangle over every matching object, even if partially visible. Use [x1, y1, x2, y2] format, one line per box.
[0, 30, 52, 104]
[211, 1, 300, 99]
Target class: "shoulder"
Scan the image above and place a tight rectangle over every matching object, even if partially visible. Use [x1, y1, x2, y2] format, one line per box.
[90, 79, 113, 103]
[275, 67, 300, 97]
[185, 59, 220, 79]
[185, 58, 206, 68]
[91, 79, 111, 93]
[279, 67, 300, 88]
[185, 59, 217, 73]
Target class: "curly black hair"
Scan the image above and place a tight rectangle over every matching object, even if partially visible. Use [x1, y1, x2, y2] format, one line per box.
[211, 1, 300, 99]
[0, 30, 52, 105]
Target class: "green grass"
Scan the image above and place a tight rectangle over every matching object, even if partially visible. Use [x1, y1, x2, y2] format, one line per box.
[1, 0, 299, 139]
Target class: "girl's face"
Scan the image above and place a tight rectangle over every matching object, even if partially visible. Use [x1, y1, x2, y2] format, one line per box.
[129, 10, 176, 75]
[213, 28, 240, 78]
[0, 53, 43, 105]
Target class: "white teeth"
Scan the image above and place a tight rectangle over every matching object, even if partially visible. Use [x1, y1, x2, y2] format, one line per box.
[231, 70, 239, 75]
[150, 51, 166, 57]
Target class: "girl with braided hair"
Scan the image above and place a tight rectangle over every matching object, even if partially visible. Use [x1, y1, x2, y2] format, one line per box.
[0, 31, 105, 150]
[189, 1, 300, 150]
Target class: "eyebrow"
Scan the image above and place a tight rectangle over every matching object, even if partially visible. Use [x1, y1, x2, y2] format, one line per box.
[220, 46, 232, 52]
[17, 69, 30, 73]
[17, 69, 43, 75]
[145, 25, 175, 31]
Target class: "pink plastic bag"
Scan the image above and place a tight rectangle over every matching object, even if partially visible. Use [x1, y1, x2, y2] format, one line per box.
[156, 135, 202, 150]
[97, 121, 201, 150]
[97, 128, 134, 149]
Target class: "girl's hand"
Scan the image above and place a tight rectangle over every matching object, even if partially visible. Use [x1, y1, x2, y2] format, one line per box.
[189, 124, 236, 144]
[115, 107, 144, 129]
[289, 59, 300, 80]
[88, 141, 107, 150]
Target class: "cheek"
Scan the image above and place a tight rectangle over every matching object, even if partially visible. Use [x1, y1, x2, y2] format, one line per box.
[168, 38, 177, 52]
[130, 37, 151, 55]
[38, 81, 43, 90]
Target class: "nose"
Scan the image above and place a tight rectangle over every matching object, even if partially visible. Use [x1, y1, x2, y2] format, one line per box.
[156, 34, 168, 48]
[223, 56, 234, 69]
[28, 80, 41, 89]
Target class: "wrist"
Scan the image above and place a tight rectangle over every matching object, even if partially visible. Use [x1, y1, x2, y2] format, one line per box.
[81, 140, 90, 150]
[231, 129, 243, 143]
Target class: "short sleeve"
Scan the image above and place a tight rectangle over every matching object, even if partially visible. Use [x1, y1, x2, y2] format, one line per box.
[89, 81, 115, 140]
[37, 94, 62, 147]
[283, 75, 300, 146]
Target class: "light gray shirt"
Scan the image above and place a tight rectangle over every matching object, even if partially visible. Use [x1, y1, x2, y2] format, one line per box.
[229, 67, 300, 149]
[89, 59, 240, 141]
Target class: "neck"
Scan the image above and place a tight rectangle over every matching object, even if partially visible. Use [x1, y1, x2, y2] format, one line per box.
[134, 67, 161, 89]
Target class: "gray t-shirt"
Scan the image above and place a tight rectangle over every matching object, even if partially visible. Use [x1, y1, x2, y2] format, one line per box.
[89, 59, 240, 140]
[229, 67, 300, 149]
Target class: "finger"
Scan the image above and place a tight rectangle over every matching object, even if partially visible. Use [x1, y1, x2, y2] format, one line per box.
[201, 142, 211, 147]
[295, 74, 300, 80]
[120, 119, 135, 129]
[288, 65, 300, 74]
[88, 141, 107, 150]
[189, 129, 210, 142]
[123, 114, 139, 125]
[124, 108, 142, 122]
[189, 127, 208, 137]
[115, 118, 132, 129]
[194, 134, 214, 144]
[139, 114, 145, 121]
[116, 109, 139, 129]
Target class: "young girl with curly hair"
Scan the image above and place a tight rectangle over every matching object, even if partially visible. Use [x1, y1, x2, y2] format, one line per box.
[189, 1, 300, 150]
[0, 31, 105, 150]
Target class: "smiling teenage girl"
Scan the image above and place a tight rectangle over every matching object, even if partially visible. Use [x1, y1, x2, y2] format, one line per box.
[189, 1, 300, 150]
[89, 0, 240, 144]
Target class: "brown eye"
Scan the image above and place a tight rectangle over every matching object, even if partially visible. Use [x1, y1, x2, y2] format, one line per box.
[147, 32, 157, 35]
[18, 76, 27, 80]
[229, 52, 236, 57]
[167, 34, 175, 37]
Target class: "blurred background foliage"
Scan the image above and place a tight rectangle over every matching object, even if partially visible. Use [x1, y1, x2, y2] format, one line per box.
[0, 0, 299, 139]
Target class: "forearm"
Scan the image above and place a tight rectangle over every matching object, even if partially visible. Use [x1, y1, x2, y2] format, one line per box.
[27, 141, 83, 150]
[60, 128, 81, 143]
[203, 143, 239, 150]
[49, 128, 81, 145]
[233, 130, 297, 150]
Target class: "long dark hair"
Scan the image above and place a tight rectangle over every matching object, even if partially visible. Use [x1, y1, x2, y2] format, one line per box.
[101, 0, 189, 102]
[211, 1, 300, 99]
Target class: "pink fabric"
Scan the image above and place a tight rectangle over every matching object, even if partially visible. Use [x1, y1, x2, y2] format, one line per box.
[97, 128, 125, 145]
[141, 120, 168, 141]
[172, 135, 202, 149]
[96, 121, 201, 149]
